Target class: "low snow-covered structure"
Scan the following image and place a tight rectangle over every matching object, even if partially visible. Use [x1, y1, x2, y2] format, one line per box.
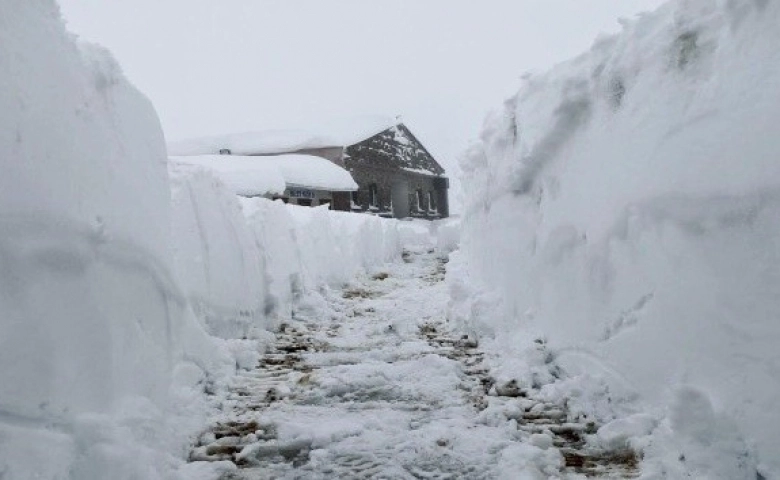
[170, 154, 358, 207]
[169, 117, 450, 219]
[454, 0, 780, 477]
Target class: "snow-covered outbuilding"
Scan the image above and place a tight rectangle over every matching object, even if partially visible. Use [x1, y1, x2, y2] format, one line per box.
[169, 154, 358, 207]
[169, 116, 449, 218]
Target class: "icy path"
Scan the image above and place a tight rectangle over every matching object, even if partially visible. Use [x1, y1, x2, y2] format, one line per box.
[189, 247, 639, 479]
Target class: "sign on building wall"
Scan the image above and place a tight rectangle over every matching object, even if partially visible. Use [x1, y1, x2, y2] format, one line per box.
[288, 188, 315, 199]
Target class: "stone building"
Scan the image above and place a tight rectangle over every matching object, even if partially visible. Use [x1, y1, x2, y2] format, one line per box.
[335, 123, 449, 219]
[168, 116, 449, 219]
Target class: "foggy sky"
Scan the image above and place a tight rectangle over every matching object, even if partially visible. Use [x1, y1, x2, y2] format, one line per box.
[57, 0, 666, 210]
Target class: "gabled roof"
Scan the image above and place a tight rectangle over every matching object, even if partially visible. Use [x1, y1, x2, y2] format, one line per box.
[345, 123, 446, 176]
[169, 154, 358, 196]
[168, 115, 398, 156]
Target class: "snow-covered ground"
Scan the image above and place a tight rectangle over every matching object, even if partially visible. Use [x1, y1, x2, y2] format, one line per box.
[455, 0, 780, 477]
[184, 245, 651, 479]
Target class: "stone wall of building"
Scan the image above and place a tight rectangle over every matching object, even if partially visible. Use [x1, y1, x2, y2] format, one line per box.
[347, 164, 447, 219]
[271, 124, 449, 219]
[342, 123, 448, 219]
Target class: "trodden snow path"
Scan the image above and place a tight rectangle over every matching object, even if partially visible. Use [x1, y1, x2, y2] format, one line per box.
[189, 247, 640, 479]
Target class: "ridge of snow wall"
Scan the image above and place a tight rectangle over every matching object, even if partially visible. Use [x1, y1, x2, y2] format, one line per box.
[456, 0, 780, 476]
[0, 2, 403, 478]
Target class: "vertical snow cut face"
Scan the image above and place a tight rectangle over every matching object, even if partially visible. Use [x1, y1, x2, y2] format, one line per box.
[457, 0, 780, 476]
[0, 1, 222, 478]
[168, 163, 404, 340]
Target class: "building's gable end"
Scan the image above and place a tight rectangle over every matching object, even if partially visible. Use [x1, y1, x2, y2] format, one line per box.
[395, 124, 445, 175]
[343, 124, 444, 176]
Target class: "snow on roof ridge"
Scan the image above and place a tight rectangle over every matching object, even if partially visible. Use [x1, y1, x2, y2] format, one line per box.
[168, 115, 400, 156]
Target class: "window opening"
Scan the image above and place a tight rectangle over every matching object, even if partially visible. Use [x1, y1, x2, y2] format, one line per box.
[369, 183, 379, 209]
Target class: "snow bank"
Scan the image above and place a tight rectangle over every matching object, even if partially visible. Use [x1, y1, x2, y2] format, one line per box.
[275, 203, 403, 289]
[168, 115, 397, 156]
[456, 0, 780, 476]
[170, 164, 402, 336]
[169, 164, 269, 339]
[0, 2, 228, 478]
[432, 217, 461, 254]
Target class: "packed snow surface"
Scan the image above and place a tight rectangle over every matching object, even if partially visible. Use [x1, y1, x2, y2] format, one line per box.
[170, 154, 358, 195]
[186, 247, 576, 479]
[168, 115, 398, 156]
[455, 0, 780, 477]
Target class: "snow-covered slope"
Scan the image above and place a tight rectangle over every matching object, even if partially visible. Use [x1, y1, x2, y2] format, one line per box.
[456, 0, 780, 477]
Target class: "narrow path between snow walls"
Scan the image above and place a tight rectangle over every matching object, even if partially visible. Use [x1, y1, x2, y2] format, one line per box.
[184, 247, 651, 479]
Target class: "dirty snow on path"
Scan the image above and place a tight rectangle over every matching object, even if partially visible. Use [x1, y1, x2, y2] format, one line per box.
[188, 246, 640, 479]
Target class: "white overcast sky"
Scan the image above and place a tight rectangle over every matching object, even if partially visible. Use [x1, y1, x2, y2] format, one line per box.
[58, 0, 665, 209]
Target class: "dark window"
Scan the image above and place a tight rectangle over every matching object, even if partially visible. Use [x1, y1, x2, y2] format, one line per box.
[428, 191, 436, 211]
[369, 183, 379, 207]
[351, 191, 359, 204]
[416, 189, 424, 211]
[297, 199, 313, 207]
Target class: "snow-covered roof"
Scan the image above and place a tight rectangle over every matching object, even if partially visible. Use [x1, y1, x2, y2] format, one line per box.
[169, 154, 358, 196]
[169, 115, 398, 156]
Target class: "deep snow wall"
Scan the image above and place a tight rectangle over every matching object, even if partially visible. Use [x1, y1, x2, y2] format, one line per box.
[457, 0, 780, 476]
[0, 2, 406, 478]
[169, 161, 403, 338]
[0, 1, 226, 478]
[170, 164, 268, 339]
